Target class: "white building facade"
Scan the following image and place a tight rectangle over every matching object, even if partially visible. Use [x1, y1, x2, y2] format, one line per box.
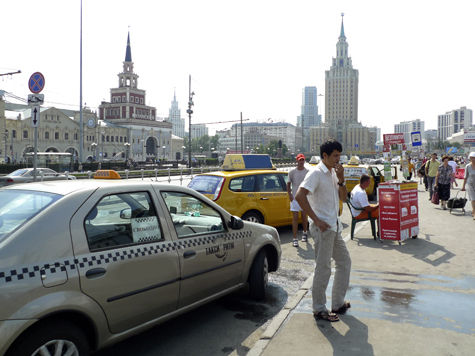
[168, 92, 185, 138]
[394, 119, 425, 145]
[438, 106, 473, 141]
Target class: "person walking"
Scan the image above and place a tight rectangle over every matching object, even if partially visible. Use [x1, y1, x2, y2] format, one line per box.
[434, 155, 453, 210]
[295, 139, 350, 322]
[407, 157, 415, 180]
[448, 156, 458, 188]
[461, 151, 475, 220]
[287, 153, 309, 247]
[425, 153, 440, 200]
[419, 157, 428, 190]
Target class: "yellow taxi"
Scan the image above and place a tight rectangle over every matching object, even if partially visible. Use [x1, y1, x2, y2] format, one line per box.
[343, 156, 397, 200]
[188, 154, 294, 227]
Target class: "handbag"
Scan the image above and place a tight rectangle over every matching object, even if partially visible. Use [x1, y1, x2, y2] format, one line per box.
[431, 187, 440, 205]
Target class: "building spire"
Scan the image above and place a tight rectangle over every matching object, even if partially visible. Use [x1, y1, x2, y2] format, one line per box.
[339, 13, 345, 39]
[125, 31, 132, 62]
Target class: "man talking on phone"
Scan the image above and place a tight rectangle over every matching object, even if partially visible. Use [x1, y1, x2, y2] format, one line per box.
[295, 139, 351, 322]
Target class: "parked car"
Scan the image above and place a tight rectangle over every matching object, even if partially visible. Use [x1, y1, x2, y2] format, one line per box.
[0, 173, 281, 355]
[0, 168, 76, 187]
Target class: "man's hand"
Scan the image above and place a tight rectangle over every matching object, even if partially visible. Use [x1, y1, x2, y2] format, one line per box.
[288, 194, 294, 202]
[335, 163, 345, 182]
[316, 219, 331, 232]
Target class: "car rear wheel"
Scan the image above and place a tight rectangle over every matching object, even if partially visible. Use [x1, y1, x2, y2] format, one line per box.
[242, 211, 263, 224]
[249, 249, 269, 300]
[7, 321, 89, 356]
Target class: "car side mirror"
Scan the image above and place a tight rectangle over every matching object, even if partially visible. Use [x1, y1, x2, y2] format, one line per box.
[228, 215, 244, 230]
[120, 208, 132, 219]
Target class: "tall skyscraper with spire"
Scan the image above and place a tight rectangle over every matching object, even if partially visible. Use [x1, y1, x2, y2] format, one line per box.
[309, 15, 376, 154]
[168, 91, 185, 138]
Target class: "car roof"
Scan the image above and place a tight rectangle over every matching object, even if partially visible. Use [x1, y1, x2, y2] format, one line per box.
[1, 179, 195, 196]
[196, 169, 287, 178]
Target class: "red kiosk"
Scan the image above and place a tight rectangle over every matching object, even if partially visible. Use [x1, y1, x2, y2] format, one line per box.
[378, 181, 419, 244]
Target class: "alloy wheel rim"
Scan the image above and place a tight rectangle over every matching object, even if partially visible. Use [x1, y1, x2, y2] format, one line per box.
[32, 339, 79, 356]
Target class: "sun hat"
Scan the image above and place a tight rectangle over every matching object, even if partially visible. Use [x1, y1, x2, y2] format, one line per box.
[296, 153, 305, 161]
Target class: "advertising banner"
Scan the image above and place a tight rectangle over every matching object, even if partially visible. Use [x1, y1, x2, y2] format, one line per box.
[383, 133, 405, 145]
[464, 132, 475, 144]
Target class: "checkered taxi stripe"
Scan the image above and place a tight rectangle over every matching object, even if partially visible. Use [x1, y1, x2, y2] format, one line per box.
[0, 231, 252, 284]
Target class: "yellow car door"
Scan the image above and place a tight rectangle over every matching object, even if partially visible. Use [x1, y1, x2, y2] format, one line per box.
[255, 173, 290, 226]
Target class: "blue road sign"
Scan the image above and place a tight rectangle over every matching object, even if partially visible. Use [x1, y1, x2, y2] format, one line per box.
[28, 72, 45, 94]
[411, 131, 422, 146]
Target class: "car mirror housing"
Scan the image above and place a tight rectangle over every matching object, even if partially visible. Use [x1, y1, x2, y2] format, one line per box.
[228, 215, 244, 230]
[120, 208, 132, 219]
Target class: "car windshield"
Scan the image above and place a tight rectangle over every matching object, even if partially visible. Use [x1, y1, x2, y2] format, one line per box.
[0, 190, 62, 242]
[8, 169, 29, 177]
[188, 175, 224, 194]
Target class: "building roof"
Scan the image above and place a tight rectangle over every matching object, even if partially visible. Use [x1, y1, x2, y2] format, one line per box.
[125, 32, 132, 62]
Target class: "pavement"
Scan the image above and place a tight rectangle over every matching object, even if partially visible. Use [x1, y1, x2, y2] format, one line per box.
[247, 180, 475, 356]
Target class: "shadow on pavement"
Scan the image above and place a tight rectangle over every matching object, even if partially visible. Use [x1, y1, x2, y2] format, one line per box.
[315, 314, 374, 356]
[352, 234, 456, 267]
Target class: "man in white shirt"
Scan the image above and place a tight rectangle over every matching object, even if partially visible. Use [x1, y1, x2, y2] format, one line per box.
[296, 139, 350, 322]
[448, 156, 458, 188]
[350, 175, 380, 232]
[287, 153, 309, 247]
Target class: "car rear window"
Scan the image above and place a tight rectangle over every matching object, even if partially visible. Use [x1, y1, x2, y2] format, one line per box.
[0, 190, 62, 242]
[188, 175, 224, 194]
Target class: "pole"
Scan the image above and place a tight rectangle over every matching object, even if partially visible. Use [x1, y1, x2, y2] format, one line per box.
[33, 126, 38, 181]
[79, 0, 84, 168]
[187, 75, 193, 169]
[235, 124, 237, 152]
[240, 112, 243, 153]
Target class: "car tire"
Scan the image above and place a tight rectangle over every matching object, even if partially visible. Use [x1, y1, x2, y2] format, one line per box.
[6, 320, 89, 356]
[242, 211, 263, 224]
[249, 249, 269, 300]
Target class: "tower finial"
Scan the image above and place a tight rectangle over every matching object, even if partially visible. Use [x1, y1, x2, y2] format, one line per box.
[125, 30, 132, 62]
[340, 13, 346, 39]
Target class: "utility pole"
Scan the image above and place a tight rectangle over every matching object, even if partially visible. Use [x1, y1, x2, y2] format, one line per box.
[79, 0, 84, 170]
[187, 75, 195, 168]
[240, 112, 243, 153]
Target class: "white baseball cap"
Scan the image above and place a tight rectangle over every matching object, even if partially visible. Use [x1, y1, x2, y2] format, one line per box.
[469, 151, 475, 158]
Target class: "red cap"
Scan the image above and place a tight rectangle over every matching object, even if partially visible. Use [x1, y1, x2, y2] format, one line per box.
[296, 153, 305, 161]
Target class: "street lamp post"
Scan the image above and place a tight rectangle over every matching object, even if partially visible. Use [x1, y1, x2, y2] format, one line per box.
[124, 142, 131, 165]
[3, 129, 8, 163]
[162, 145, 166, 161]
[187, 75, 195, 169]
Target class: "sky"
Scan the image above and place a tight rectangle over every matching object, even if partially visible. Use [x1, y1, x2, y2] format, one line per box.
[1, 0, 475, 137]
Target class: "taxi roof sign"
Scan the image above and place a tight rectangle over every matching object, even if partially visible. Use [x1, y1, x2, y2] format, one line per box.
[93, 170, 121, 179]
[222, 154, 275, 171]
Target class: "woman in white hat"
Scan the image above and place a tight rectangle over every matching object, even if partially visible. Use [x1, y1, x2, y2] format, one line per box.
[461, 152, 475, 219]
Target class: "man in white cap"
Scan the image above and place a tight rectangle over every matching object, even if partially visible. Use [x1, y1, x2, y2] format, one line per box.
[461, 152, 475, 220]
[287, 153, 309, 247]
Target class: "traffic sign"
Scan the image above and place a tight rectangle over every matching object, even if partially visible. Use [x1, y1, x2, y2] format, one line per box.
[31, 105, 40, 127]
[28, 94, 44, 105]
[411, 131, 422, 147]
[28, 72, 45, 94]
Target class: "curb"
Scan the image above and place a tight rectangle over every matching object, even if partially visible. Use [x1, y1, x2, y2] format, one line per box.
[246, 273, 314, 356]
[247, 221, 369, 355]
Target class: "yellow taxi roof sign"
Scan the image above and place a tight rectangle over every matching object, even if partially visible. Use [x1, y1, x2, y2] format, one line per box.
[93, 170, 121, 179]
[222, 154, 275, 171]
[348, 156, 360, 165]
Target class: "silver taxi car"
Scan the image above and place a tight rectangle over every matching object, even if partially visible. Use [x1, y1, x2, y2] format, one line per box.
[0, 168, 76, 187]
[0, 174, 281, 355]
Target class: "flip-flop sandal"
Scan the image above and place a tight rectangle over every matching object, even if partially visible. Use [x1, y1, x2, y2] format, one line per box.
[314, 311, 339, 322]
[332, 301, 351, 314]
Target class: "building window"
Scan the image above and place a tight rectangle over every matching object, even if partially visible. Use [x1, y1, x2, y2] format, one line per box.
[135, 97, 139, 103]
[55, 132, 59, 140]
[23, 130, 28, 139]
[45, 132, 49, 139]
[140, 98, 144, 104]
[122, 96, 126, 102]
[111, 136, 114, 142]
[74, 133, 78, 140]
[120, 136, 123, 142]
[12, 130, 16, 138]
[65, 133, 69, 140]
[116, 136, 118, 142]
[106, 136, 109, 142]
[130, 96, 134, 102]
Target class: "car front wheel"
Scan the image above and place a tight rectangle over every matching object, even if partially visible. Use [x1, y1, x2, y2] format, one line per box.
[249, 249, 269, 300]
[7, 321, 89, 356]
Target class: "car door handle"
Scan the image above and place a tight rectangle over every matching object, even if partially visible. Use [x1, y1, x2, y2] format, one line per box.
[85, 268, 106, 279]
[183, 250, 196, 259]
[260, 197, 269, 200]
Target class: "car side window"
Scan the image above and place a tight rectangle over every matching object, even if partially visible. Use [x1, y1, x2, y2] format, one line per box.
[258, 174, 285, 192]
[161, 191, 225, 238]
[229, 175, 256, 192]
[84, 192, 163, 251]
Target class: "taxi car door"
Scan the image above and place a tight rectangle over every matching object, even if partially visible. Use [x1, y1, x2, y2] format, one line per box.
[70, 187, 180, 334]
[159, 190, 244, 308]
[256, 173, 289, 226]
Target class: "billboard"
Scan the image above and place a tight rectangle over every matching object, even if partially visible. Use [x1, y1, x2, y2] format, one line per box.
[383, 133, 405, 145]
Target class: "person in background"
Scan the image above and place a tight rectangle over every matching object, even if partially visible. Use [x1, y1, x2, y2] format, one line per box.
[425, 153, 440, 200]
[350, 174, 380, 233]
[418, 157, 428, 190]
[407, 157, 415, 180]
[287, 153, 309, 247]
[296, 139, 350, 322]
[415, 159, 423, 184]
[434, 155, 453, 210]
[448, 156, 458, 188]
[461, 151, 475, 220]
